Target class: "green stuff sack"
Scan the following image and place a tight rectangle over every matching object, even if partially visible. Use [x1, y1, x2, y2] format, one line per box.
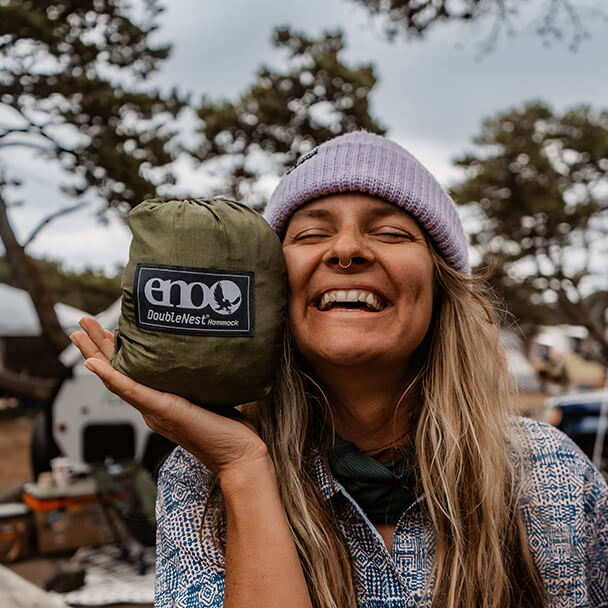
[111, 198, 287, 409]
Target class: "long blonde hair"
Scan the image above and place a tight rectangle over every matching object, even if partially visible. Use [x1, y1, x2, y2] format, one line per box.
[206, 246, 546, 608]
[415, 250, 545, 607]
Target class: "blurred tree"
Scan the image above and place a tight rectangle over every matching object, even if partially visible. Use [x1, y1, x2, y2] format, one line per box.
[0, 0, 182, 399]
[0, 256, 121, 315]
[451, 102, 608, 363]
[195, 28, 384, 208]
[351, 0, 601, 50]
[0, 0, 182, 345]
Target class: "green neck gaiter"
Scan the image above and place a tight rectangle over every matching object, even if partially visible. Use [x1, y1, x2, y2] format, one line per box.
[327, 436, 417, 525]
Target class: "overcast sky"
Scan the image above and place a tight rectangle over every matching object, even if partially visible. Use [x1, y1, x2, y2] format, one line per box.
[4, 0, 608, 276]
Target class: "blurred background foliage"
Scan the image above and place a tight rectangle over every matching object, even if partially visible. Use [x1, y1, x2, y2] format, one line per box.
[0, 0, 606, 396]
[0, 0, 182, 211]
[195, 28, 384, 208]
[451, 102, 608, 362]
[351, 0, 595, 49]
[0, 0, 182, 355]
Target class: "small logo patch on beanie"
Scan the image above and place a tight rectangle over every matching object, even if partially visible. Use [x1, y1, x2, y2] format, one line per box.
[134, 263, 254, 337]
[285, 147, 318, 175]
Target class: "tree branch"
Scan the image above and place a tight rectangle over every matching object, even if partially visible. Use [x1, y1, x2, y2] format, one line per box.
[0, 368, 55, 403]
[0, 126, 29, 139]
[1, 105, 77, 159]
[0, 140, 55, 152]
[581, 227, 594, 277]
[23, 201, 88, 248]
[0, 191, 70, 354]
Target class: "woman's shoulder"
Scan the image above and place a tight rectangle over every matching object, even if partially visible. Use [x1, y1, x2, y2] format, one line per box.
[512, 416, 593, 470]
[512, 415, 601, 476]
[511, 419, 608, 603]
[511, 415, 608, 511]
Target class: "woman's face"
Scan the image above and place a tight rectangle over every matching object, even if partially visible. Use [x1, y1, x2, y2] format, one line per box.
[282, 193, 435, 373]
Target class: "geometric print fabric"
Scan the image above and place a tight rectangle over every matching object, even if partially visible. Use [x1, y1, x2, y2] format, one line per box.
[155, 417, 608, 607]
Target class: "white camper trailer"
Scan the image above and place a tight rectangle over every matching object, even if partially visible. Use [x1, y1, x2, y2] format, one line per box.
[31, 299, 174, 479]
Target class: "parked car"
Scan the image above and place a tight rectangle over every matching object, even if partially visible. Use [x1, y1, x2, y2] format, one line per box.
[545, 389, 608, 466]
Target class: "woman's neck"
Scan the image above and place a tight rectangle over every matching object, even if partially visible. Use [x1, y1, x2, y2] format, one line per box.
[313, 363, 417, 458]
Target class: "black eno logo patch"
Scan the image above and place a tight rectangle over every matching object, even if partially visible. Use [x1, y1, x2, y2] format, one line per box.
[133, 263, 254, 337]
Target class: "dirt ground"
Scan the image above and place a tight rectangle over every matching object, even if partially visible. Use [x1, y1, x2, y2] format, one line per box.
[0, 413, 35, 498]
[0, 412, 151, 608]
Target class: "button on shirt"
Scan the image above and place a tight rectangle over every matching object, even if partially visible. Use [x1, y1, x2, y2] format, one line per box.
[154, 418, 608, 607]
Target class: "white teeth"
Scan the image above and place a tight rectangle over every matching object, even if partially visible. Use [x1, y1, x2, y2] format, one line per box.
[318, 289, 385, 311]
[320, 293, 332, 309]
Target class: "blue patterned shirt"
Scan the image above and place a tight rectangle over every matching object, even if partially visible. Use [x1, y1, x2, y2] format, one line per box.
[155, 418, 608, 607]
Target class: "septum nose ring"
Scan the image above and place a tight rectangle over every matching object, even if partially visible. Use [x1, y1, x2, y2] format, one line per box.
[338, 259, 352, 269]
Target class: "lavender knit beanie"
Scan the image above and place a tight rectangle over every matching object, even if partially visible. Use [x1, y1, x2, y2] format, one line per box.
[264, 131, 469, 274]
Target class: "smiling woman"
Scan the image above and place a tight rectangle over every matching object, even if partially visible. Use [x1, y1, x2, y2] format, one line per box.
[71, 131, 608, 608]
[282, 194, 435, 375]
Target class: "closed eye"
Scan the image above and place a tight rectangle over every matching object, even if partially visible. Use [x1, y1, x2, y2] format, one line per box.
[372, 229, 417, 241]
[293, 230, 331, 241]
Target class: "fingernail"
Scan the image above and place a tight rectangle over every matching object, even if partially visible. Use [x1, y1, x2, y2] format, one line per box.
[84, 359, 96, 373]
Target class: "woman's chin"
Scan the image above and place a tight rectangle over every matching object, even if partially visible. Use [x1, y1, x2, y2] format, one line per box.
[301, 340, 399, 371]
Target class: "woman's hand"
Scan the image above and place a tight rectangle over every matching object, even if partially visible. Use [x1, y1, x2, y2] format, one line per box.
[70, 317, 270, 480]
[73, 319, 312, 607]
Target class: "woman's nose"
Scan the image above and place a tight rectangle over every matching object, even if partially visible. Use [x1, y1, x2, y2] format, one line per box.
[323, 229, 374, 271]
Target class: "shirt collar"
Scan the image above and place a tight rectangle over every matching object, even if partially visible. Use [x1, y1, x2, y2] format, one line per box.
[309, 447, 341, 500]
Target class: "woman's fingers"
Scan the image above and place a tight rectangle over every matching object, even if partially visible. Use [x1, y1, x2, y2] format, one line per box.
[70, 330, 106, 362]
[83, 357, 165, 413]
[70, 317, 115, 362]
[81, 357, 264, 471]
[70, 330, 109, 363]
[82, 357, 204, 438]
[80, 317, 115, 360]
